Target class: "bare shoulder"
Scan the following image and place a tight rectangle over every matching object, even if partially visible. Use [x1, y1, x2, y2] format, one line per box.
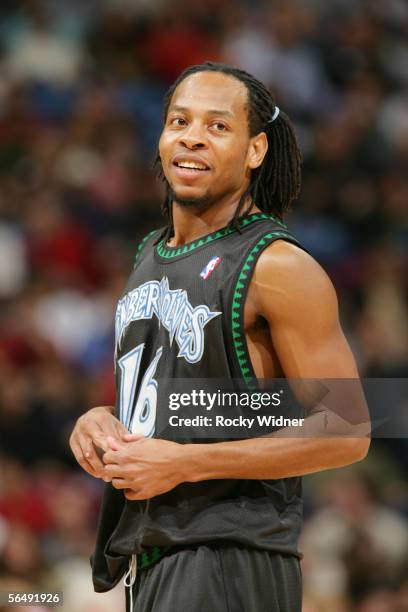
[251, 239, 339, 318]
[249, 239, 359, 379]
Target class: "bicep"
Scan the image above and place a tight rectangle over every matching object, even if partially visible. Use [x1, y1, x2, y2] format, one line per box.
[253, 241, 359, 379]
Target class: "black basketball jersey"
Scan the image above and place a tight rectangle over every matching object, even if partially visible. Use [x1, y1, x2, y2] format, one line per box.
[92, 212, 305, 592]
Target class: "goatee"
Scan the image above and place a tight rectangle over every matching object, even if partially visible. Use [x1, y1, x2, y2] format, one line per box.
[168, 188, 212, 210]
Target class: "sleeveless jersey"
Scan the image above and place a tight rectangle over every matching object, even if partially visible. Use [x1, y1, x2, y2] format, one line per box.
[92, 212, 305, 592]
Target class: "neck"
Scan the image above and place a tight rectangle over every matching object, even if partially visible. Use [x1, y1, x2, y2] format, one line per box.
[168, 195, 260, 247]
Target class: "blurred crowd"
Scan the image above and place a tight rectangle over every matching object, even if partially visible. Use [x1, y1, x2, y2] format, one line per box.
[0, 0, 407, 610]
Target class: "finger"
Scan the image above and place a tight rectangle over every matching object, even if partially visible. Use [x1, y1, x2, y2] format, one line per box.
[111, 478, 129, 490]
[73, 444, 100, 478]
[104, 464, 127, 478]
[70, 438, 96, 476]
[124, 488, 148, 501]
[122, 433, 145, 442]
[70, 435, 96, 475]
[69, 435, 82, 464]
[106, 436, 122, 451]
[92, 442, 106, 461]
[92, 435, 110, 452]
[103, 449, 122, 465]
[79, 437, 104, 476]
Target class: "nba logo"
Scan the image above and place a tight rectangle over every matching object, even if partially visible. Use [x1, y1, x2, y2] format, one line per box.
[200, 256, 222, 279]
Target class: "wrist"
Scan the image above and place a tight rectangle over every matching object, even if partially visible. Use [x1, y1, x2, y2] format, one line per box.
[180, 443, 218, 483]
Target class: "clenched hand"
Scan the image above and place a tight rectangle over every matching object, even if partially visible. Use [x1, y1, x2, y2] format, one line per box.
[69, 406, 128, 478]
[102, 434, 187, 500]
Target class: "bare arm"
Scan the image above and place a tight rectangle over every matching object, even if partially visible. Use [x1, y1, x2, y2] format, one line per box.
[181, 241, 369, 481]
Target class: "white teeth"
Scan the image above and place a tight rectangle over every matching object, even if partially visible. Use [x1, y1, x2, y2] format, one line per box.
[177, 160, 207, 170]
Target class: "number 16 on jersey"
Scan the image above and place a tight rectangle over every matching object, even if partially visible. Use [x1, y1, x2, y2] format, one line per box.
[117, 344, 163, 438]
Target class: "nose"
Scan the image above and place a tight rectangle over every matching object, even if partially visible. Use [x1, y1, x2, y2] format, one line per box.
[179, 122, 207, 150]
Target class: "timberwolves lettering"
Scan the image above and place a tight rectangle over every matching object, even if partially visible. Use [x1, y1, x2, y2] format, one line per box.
[115, 277, 221, 364]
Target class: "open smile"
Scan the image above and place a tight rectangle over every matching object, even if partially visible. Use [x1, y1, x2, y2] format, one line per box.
[174, 159, 209, 171]
[171, 154, 211, 179]
[172, 158, 211, 181]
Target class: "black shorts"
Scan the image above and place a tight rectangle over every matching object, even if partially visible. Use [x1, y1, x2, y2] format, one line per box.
[126, 544, 302, 612]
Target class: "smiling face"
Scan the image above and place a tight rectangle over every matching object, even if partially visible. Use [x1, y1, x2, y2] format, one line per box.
[158, 71, 268, 211]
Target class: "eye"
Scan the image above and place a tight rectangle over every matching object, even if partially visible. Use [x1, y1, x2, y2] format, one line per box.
[212, 122, 227, 131]
[170, 117, 187, 127]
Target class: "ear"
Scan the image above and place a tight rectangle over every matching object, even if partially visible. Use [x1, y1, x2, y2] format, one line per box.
[247, 131, 268, 170]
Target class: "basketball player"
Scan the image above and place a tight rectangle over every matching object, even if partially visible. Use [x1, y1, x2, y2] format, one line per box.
[70, 62, 369, 611]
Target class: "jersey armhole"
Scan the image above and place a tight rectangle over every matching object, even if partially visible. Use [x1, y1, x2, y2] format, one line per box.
[227, 230, 307, 389]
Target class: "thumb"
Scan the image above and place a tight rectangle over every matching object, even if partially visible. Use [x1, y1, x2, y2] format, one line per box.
[123, 432, 145, 443]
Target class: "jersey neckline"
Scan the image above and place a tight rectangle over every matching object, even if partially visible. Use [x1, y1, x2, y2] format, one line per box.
[155, 212, 287, 260]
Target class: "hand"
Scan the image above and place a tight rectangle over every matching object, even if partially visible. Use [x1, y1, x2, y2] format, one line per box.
[102, 434, 186, 500]
[69, 406, 128, 478]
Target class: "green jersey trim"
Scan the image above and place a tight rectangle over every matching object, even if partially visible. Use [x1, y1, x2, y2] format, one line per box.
[231, 230, 302, 389]
[133, 230, 159, 269]
[155, 213, 287, 260]
[137, 545, 173, 571]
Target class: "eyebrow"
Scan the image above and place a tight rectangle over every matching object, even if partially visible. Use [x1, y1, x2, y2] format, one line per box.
[170, 105, 234, 118]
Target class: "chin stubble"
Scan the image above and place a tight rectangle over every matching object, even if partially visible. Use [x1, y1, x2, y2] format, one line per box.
[168, 187, 213, 210]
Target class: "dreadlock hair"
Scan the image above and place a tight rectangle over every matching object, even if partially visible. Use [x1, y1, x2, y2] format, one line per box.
[155, 61, 302, 243]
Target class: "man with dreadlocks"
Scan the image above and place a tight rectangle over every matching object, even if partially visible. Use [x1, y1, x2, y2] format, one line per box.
[70, 62, 369, 611]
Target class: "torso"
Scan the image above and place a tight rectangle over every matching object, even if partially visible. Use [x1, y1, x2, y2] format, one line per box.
[94, 215, 305, 565]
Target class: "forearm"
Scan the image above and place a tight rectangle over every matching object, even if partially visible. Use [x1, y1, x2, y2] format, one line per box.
[181, 404, 370, 482]
[183, 435, 369, 481]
